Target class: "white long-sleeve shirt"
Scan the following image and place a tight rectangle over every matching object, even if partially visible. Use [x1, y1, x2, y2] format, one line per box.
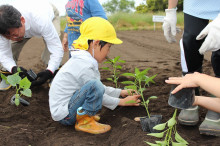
[0, 0, 63, 72]
[49, 50, 121, 121]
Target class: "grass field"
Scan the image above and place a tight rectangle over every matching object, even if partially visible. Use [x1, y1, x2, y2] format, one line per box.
[60, 12, 184, 31]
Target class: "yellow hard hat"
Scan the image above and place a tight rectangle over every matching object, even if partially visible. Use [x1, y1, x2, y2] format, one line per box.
[72, 17, 123, 50]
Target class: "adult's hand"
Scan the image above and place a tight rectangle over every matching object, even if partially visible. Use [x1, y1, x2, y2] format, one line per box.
[31, 70, 53, 86]
[196, 14, 220, 54]
[119, 95, 141, 106]
[11, 66, 28, 78]
[163, 8, 177, 43]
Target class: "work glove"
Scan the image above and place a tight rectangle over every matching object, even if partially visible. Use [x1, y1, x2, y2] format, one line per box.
[31, 70, 53, 86]
[163, 8, 177, 43]
[11, 66, 28, 78]
[196, 14, 220, 54]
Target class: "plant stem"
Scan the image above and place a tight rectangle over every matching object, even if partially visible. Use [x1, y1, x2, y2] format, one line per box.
[139, 80, 150, 118]
[113, 64, 117, 88]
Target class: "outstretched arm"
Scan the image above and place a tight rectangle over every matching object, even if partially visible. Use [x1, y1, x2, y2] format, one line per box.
[168, 0, 178, 9]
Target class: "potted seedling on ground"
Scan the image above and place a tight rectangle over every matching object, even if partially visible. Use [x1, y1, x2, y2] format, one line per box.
[121, 67, 160, 133]
[1, 68, 32, 106]
[102, 56, 126, 88]
[146, 109, 189, 146]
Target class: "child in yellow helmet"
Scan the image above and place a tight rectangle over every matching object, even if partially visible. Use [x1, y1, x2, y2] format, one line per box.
[49, 17, 141, 134]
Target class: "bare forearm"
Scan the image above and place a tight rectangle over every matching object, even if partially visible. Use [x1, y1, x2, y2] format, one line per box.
[194, 96, 220, 113]
[168, 0, 178, 9]
[196, 74, 220, 97]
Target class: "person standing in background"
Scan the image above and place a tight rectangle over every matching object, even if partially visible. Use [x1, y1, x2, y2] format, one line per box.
[163, 0, 220, 136]
[62, 0, 107, 58]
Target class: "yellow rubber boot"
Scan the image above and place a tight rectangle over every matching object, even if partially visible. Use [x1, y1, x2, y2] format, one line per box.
[75, 108, 111, 134]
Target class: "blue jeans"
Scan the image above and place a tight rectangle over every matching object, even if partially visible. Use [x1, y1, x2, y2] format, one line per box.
[59, 80, 105, 125]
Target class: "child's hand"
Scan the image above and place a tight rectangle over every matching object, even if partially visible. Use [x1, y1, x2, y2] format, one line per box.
[119, 95, 141, 106]
[120, 89, 137, 98]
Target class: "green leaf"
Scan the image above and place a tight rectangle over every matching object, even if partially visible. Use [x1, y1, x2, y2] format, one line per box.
[7, 74, 21, 86]
[121, 73, 135, 77]
[113, 56, 120, 62]
[145, 100, 150, 105]
[153, 123, 166, 130]
[17, 67, 21, 72]
[168, 117, 176, 127]
[15, 94, 20, 106]
[20, 89, 32, 97]
[147, 132, 164, 138]
[144, 142, 160, 146]
[106, 78, 113, 81]
[135, 68, 140, 76]
[121, 81, 135, 85]
[118, 60, 126, 63]
[172, 142, 188, 146]
[145, 74, 157, 85]
[116, 65, 122, 69]
[149, 96, 158, 100]
[124, 85, 137, 91]
[19, 77, 31, 89]
[155, 141, 167, 145]
[101, 67, 110, 70]
[175, 132, 188, 144]
[104, 61, 111, 64]
[140, 68, 151, 76]
[138, 88, 146, 92]
[1, 73, 9, 84]
[125, 100, 136, 104]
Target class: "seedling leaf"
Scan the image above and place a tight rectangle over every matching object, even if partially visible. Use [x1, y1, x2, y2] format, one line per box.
[147, 132, 164, 138]
[102, 67, 110, 70]
[1, 73, 9, 84]
[106, 78, 113, 81]
[7, 74, 21, 86]
[175, 132, 188, 144]
[125, 100, 136, 104]
[121, 73, 135, 77]
[172, 142, 188, 146]
[19, 77, 31, 89]
[155, 141, 167, 145]
[153, 123, 166, 130]
[118, 60, 125, 63]
[21, 89, 32, 97]
[144, 142, 160, 146]
[116, 65, 122, 69]
[124, 85, 137, 91]
[168, 117, 176, 127]
[121, 81, 135, 85]
[149, 96, 158, 100]
[114, 56, 120, 62]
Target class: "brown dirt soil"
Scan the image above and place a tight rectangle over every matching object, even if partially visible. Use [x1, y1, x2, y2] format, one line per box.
[0, 30, 219, 146]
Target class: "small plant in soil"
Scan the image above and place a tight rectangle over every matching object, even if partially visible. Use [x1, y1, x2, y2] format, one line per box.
[146, 109, 189, 146]
[1, 68, 32, 106]
[102, 56, 126, 88]
[121, 67, 157, 118]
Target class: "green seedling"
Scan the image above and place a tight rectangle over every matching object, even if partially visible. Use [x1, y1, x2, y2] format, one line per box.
[1, 68, 32, 106]
[145, 109, 189, 146]
[121, 67, 157, 118]
[102, 56, 126, 88]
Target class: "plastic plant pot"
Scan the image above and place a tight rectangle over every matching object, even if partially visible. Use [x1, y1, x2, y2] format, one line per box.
[27, 69, 37, 81]
[168, 84, 195, 109]
[11, 95, 30, 106]
[140, 115, 162, 133]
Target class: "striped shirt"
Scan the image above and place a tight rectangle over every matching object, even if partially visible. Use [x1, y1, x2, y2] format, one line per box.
[184, 0, 220, 20]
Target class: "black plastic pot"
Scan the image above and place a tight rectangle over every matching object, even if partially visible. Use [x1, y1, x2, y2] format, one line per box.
[168, 84, 195, 109]
[27, 69, 37, 81]
[11, 95, 30, 106]
[140, 115, 162, 133]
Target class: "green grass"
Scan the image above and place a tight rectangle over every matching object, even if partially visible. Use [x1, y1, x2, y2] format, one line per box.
[60, 11, 184, 31]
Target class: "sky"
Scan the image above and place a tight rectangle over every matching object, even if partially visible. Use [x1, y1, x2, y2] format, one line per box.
[0, 0, 145, 16]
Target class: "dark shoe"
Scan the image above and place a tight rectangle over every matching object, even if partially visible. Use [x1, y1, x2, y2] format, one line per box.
[178, 106, 199, 125]
[199, 110, 220, 136]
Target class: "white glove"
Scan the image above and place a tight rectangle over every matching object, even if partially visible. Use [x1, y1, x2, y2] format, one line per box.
[196, 14, 220, 54]
[163, 8, 177, 43]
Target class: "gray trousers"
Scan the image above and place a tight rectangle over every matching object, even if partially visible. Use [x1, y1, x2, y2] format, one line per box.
[0, 4, 60, 72]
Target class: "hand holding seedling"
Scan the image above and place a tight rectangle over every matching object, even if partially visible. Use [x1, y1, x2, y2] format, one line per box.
[120, 89, 137, 98]
[119, 95, 141, 106]
[165, 72, 200, 94]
